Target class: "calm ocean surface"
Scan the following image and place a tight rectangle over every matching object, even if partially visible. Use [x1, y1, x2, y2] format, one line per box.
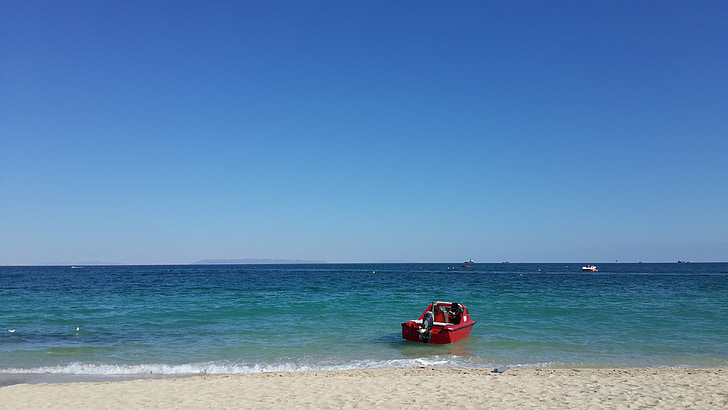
[2, 263, 727, 382]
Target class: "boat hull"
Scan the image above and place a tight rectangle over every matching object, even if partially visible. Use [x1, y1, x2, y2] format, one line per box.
[401, 302, 476, 344]
[401, 321, 475, 344]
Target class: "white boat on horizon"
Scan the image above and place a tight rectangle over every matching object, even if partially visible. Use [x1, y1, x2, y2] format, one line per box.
[582, 265, 598, 272]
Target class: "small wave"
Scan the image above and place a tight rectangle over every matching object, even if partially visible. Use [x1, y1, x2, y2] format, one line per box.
[0, 356, 495, 377]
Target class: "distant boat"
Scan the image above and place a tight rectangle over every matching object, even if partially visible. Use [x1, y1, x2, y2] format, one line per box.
[582, 265, 598, 272]
[461, 259, 474, 268]
[678, 260, 689, 264]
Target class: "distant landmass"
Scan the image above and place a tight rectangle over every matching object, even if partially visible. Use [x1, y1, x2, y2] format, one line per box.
[194, 258, 326, 265]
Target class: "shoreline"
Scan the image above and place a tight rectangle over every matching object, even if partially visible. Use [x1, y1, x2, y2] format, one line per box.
[1, 367, 726, 409]
[4, 363, 727, 386]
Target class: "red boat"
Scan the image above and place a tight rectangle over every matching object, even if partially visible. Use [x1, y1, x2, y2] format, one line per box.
[401, 302, 476, 344]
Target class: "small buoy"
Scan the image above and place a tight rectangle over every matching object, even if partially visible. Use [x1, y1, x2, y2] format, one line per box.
[76, 327, 80, 332]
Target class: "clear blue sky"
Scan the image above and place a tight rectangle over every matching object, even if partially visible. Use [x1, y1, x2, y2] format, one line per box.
[1, 1, 726, 265]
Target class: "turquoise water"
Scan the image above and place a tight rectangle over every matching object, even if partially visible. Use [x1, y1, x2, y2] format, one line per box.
[1, 263, 727, 381]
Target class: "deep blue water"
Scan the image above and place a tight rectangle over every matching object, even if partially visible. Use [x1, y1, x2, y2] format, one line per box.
[1, 263, 727, 381]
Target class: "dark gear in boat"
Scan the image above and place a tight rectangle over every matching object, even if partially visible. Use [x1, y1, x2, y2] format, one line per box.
[448, 303, 463, 324]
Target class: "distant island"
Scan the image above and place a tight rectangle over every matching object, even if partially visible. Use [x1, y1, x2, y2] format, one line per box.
[193, 258, 326, 265]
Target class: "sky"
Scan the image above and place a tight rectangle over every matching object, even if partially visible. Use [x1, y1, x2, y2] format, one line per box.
[1, 1, 726, 265]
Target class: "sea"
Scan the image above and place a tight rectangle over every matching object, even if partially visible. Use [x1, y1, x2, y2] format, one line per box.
[1, 263, 727, 384]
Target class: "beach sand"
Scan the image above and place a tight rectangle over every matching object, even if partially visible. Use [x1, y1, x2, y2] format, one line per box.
[1, 367, 726, 409]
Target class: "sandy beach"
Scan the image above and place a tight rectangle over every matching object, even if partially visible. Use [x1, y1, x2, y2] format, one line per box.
[1, 367, 726, 409]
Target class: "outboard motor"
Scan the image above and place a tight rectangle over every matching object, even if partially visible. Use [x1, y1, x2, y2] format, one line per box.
[418, 310, 434, 343]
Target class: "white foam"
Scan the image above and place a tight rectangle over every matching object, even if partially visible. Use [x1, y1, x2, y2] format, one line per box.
[0, 356, 494, 376]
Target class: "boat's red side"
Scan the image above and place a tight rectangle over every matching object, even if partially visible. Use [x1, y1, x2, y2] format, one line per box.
[401, 303, 476, 344]
[401, 321, 475, 344]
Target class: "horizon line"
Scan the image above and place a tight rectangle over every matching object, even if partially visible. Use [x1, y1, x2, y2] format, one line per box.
[2, 260, 725, 267]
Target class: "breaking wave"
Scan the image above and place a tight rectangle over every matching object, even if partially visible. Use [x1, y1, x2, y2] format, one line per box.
[1, 356, 496, 377]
